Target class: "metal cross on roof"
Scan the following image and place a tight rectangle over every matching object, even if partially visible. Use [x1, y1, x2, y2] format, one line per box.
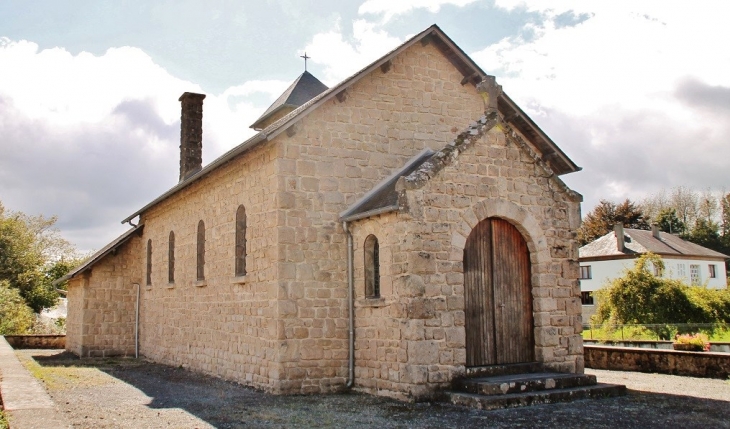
[300, 52, 310, 71]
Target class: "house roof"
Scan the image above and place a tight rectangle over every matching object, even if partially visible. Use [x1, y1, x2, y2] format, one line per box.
[122, 24, 580, 225]
[579, 228, 729, 260]
[53, 224, 144, 285]
[340, 148, 435, 221]
[250, 71, 328, 130]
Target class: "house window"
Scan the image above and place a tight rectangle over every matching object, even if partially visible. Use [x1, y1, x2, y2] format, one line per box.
[690, 264, 701, 285]
[709, 264, 717, 279]
[581, 291, 594, 305]
[197, 220, 205, 281]
[235, 205, 247, 276]
[677, 263, 686, 278]
[653, 264, 663, 277]
[579, 265, 592, 280]
[168, 231, 175, 284]
[364, 235, 380, 298]
[146, 239, 152, 286]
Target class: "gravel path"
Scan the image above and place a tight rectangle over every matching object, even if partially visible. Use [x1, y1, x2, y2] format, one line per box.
[14, 350, 730, 429]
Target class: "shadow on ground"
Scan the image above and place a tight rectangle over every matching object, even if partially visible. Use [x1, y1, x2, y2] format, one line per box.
[28, 350, 730, 429]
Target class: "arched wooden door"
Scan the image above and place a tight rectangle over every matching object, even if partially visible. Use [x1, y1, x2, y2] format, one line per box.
[464, 217, 534, 366]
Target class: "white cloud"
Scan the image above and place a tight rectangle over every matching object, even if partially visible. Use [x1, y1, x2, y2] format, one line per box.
[304, 19, 402, 85]
[0, 38, 287, 251]
[471, 2, 730, 211]
[359, 0, 477, 22]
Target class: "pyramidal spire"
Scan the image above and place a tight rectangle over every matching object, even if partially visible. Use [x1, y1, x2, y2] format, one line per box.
[250, 70, 328, 131]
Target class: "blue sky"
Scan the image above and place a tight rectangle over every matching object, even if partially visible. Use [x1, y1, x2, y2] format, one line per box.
[1, 0, 729, 252]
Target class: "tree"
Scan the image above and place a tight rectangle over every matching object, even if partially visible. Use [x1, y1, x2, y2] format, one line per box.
[579, 199, 650, 245]
[0, 280, 35, 335]
[655, 208, 686, 235]
[687, 218, 723, 252]
[0, 201, 79, 312]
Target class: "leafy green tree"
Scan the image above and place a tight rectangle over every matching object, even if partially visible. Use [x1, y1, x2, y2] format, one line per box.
[0, 280, 35, 334]
[655, 208, 686, 235]
[686, 218, 724, 252]
[0, 201, 79, 312]
[579, 199, 650, 245]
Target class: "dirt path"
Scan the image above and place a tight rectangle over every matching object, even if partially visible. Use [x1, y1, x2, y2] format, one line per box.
[14, 350, 730, 429]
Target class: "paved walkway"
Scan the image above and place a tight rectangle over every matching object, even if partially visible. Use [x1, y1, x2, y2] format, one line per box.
[0, 337, 70, 428]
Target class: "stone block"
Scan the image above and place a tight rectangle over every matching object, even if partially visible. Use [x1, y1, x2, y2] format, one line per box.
[408, 340, 439, 365]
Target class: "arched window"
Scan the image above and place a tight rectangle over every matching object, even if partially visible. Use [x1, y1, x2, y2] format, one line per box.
[235, 205, 247, 276]
[197, 220, 205, 281]
[168, 231, 175, 284]
[364, 235, 380, 298]
[146, 239, 152, 286]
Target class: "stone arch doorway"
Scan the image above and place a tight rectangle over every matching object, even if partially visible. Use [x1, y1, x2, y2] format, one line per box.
[464, 217, 534, 366]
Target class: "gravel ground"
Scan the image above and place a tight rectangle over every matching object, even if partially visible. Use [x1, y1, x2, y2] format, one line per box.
[15, 350, 730, 429]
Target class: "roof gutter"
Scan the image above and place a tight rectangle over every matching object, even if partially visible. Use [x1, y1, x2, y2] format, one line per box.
[340, 206, 398, 223]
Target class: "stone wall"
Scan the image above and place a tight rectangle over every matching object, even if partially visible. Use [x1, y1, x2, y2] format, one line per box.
[271, 40, 486, 394]
[585, 345, 730, 379]
[65, 236, 142, 357]
[4, 335, 66, 349]
[66, 276, 84, 355]
[138, 138, 281, 392]
[348, 121, 583, 399]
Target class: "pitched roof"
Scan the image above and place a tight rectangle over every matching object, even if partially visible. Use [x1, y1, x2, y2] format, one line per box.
[250, 71, 328, 130]
[340, 148, 435, 221]
[53, 224, 144, 285]
[122, 24, 580, 225]
[579, 228, 729, 260]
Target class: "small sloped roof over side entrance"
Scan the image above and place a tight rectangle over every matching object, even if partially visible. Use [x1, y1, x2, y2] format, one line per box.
[340, 148, 435, 222]
[250, 71, 328, 131]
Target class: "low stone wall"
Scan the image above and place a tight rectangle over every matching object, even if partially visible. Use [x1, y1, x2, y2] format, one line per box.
[583, 340, 730, 353]
[585, 345, 730, 379]
[4, 335, 66, 349]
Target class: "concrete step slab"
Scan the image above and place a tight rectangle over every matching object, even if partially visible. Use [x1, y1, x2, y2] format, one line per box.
[455, 372, 598, 395]
[464, 362, 543, 378]
[448, 383, 627, 411]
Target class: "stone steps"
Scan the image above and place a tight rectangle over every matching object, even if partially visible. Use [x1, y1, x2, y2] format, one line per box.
[448, 382, 626, 411]
[455, 372, 598, 396]
[447, 367, 626, 411]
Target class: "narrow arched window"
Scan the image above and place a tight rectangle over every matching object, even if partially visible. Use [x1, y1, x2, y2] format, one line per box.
[146, 239, 152, 286]
[364, 235, 380, 298]
[197, 220, 205, 280]
[168, 231, 175, 283]
[235, 205, 247, 276]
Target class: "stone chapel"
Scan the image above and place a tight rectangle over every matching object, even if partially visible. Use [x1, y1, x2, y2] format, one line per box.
[59, 24, 587, 401]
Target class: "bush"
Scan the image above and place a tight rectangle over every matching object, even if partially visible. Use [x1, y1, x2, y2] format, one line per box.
[593, 253, 730, 339]
[0, 280, 35, 334]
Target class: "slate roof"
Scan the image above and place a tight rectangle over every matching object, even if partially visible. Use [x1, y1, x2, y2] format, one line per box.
[122, 24, 580, 225]
[250, 71, 328, 130]
[579, 228, 728, 260]
[340, 148, 435, 221]
[53, 224, 144, 285]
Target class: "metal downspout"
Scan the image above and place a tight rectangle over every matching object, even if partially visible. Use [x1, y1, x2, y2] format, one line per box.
[134, 283, 140, 359]
[343, 221, 355, 388]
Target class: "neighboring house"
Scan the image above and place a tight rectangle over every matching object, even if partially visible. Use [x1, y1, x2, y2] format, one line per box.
[579, 224, 728, 319]
[56, 25, 585, 401]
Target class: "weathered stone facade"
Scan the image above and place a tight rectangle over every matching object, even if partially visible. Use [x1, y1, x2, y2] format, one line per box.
[347, 117, 582, 399]
[66, 234, 141, 357]
[64, 25, 583, 400]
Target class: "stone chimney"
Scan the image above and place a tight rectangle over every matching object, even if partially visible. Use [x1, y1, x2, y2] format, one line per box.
[179, 92, 206, 182]
[614, 224, 625, 252]
[651, 224, 661, 239]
